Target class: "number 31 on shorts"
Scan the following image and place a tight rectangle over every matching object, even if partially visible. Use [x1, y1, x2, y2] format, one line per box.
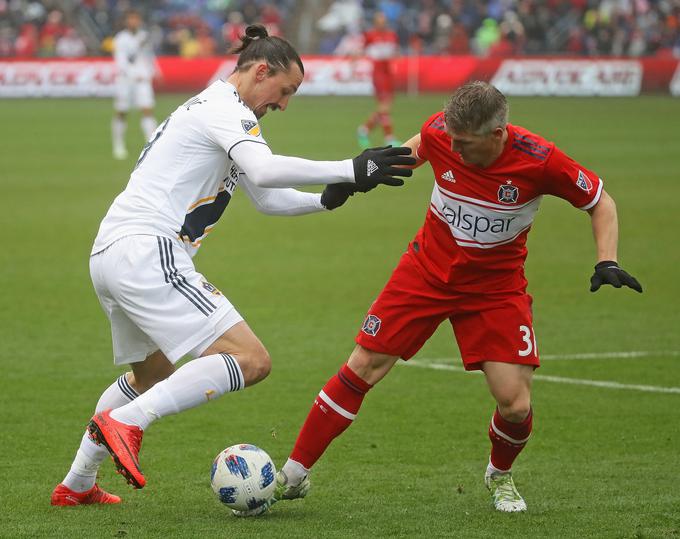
[518, 325, 538, 357]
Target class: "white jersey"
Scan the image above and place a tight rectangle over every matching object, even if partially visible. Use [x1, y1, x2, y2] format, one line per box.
[92, 80, 268, 257]
[113, 29, 155, 80]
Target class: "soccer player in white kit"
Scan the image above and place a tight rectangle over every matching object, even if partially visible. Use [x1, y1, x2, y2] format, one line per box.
[111, 10, 158, 160]
[50, 24, 415, 506]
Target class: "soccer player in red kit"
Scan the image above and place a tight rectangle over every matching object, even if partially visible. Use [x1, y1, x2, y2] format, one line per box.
[357, 11, 400, 149]
[249, 82, 642, 515]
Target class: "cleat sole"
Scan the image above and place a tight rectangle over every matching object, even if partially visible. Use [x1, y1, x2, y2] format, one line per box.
[87, 419, 145, 489]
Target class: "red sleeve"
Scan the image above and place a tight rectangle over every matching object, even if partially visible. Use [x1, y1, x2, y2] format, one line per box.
[543, 146, 603, 210]
[417, 112, 444, 162]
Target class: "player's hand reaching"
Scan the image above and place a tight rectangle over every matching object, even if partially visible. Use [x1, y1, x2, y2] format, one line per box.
[352, 146, 416, 193]
[590, 261, 643, 293]
[321, 183, 356, 210]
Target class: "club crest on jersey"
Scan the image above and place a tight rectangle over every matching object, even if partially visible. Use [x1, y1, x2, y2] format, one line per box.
[497, 182, 519, 204]
[201, 280, 222, 296]
[576, 170, 593, 192]
[241, 119, 261, 137]
[361, 314, 381, 336]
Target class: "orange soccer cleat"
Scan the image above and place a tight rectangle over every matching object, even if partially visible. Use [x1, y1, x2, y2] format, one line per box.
[87, 409, 146, 489]
[51, 483, 121, 506]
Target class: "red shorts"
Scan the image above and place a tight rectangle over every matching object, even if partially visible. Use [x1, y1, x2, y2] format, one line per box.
[355, 251, 540, 371]
[373, 69, 394, 101]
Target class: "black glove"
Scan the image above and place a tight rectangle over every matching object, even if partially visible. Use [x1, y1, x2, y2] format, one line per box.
[590, 261, 642, 293]
[321, 183, 356, 210]
[352, 146, 416, 193]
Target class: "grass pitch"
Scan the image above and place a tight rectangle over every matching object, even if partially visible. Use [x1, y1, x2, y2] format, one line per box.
[1, 92, 679, 538]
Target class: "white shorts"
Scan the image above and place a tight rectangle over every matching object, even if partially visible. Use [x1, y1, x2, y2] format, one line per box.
[114, 77, 155, 111]
[90, 235, 243, 365]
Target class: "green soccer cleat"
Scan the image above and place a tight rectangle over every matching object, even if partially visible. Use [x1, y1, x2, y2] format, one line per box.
[232, 469, 310, 517]
[357, 127, 371, 150]
[485, 471, 527, 512]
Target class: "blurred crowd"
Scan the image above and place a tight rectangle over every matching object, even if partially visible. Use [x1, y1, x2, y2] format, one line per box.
[0, 0, 678, 58]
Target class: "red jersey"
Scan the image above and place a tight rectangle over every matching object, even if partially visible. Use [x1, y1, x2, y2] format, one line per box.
[363, 28, 398, 73]
[414, 112, 603, 292]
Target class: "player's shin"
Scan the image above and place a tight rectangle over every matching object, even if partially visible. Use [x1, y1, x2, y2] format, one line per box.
[287, 363, 373, 478]
[109, 354, 244, 430]
[62, 374, 140, 492]
[487, 407, 533, 472]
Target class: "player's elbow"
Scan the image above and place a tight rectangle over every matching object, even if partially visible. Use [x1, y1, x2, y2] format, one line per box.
[244, 166, 277, 188]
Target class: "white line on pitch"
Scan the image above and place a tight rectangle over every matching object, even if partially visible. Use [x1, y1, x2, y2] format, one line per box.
[402, 361, 680, 395]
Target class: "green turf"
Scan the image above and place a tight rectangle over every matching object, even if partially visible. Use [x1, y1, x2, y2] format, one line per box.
[1, 93, 679, 538]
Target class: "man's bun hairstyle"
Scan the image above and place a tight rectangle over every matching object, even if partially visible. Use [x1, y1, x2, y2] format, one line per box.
[231, 24, 304, 75]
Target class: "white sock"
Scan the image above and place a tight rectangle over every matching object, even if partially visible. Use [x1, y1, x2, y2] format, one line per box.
[110, 354, 244, 430]
[486, 458, 509, 476]
[112, 117, 127, 151]
[281, 458, 309, 487]
[140, 116, 157, 140]
[62, 374, 139, 492]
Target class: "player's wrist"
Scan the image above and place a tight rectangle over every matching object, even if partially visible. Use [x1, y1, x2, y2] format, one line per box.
[341, 159, 356, 183]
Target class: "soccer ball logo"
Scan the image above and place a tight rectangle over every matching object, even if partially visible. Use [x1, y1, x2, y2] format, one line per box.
[362, 314, 382, 336]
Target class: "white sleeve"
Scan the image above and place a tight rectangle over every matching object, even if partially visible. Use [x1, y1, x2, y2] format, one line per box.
[229, 139, 355, 188]
[239, 175, 327, 215]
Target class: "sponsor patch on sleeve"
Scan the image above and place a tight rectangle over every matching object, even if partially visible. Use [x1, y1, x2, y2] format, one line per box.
[241, 119, 261, 137]
[576, 170, 593, 192]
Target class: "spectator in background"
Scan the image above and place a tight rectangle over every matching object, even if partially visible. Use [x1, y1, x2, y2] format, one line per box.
[56, 26, 86, 57]
[260, 3, 283, 37]
[222, 11, 246, 52]
[196, 26, 217, 57]
[39, 9, 67, 56]
[474, 18, 501, 56]
[0, 25, 15, 56]
[15, 23, 39, 57]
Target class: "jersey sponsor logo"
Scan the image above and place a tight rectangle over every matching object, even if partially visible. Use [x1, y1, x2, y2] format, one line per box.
[361, 314, 382, 336]
[576, 170, 593, 192]
[183, 97, 206, 110]
[366, 159, 378, 177]
[497, 182, 519, 204]
[441, 170, 455, 182]
[241, 119, 261, 137]
[430, 186, 541, 249]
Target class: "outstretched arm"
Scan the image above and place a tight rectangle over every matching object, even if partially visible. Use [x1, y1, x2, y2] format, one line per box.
[587, 189, 642, 293]
[229, 141, 415, 190]
[239, 175, 326, 216]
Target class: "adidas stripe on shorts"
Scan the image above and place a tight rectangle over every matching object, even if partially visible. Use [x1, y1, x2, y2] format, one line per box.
[90, 234, 243, 365]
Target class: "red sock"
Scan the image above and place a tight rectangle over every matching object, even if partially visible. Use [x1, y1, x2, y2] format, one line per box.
[379, 112, 393, 138]
[364, 112, 380, 131]
[488, 408, 533, 471]
[289, 363, 372, 469]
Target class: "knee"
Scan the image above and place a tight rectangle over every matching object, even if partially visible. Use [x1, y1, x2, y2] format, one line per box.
[347, 346, 397, 385]
[496, 393, 531, 423]
[241, 344, 271, 386]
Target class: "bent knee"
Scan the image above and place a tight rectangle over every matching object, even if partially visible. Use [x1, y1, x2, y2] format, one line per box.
[238, 344, 271, 386]
[347, 346, 398, 385]
[496, 396, 532, 423]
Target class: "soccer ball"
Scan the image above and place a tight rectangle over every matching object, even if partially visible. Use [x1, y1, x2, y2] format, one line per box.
[210, 444, 276, 512]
